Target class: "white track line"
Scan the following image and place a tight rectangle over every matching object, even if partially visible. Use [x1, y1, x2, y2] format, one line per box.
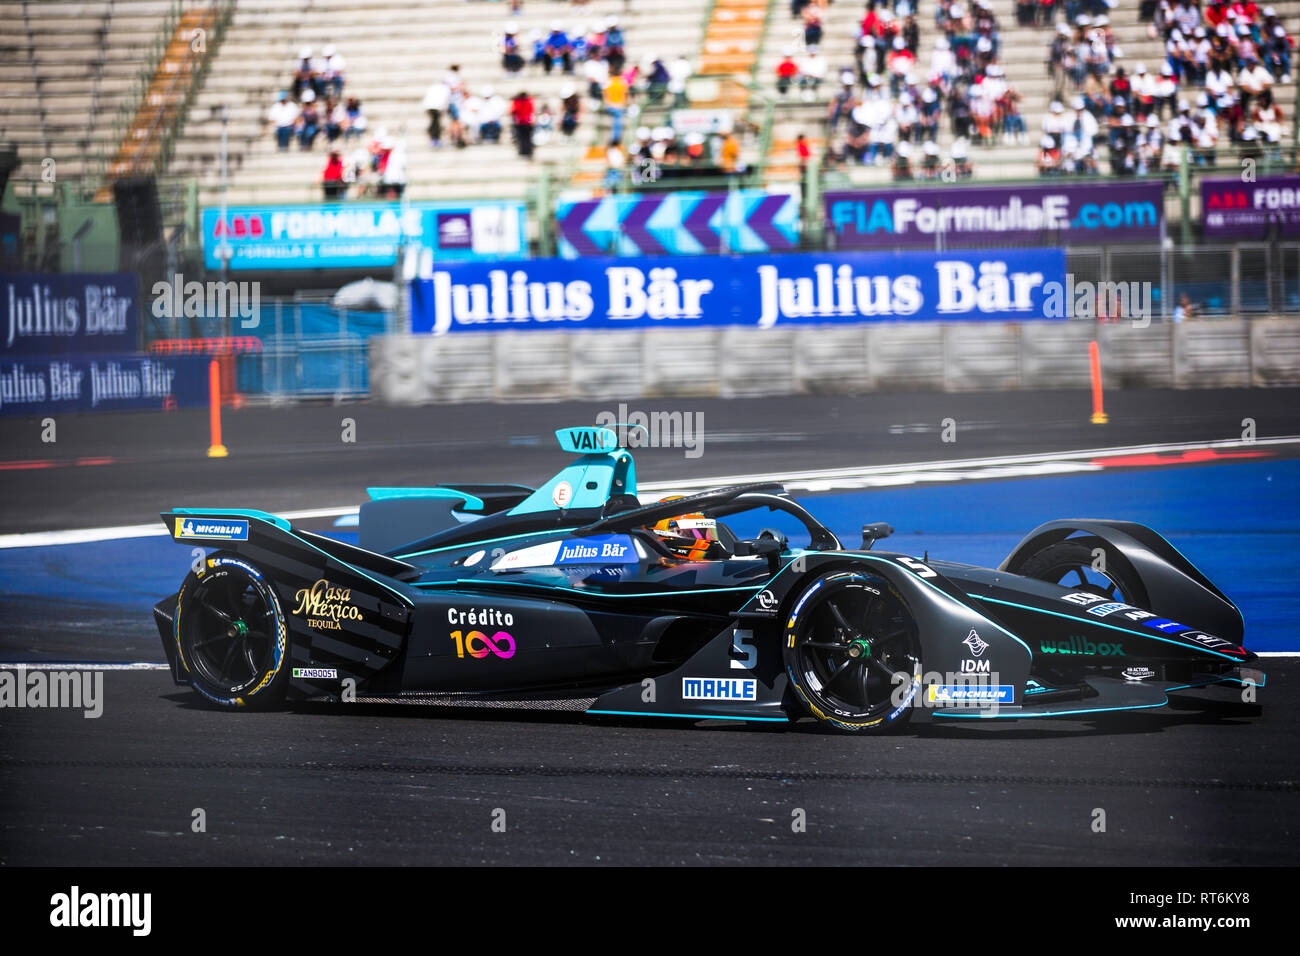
[0, 436, 1295, 550]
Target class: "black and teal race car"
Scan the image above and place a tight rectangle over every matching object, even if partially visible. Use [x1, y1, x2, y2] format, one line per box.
[154, 425, 1264, 734]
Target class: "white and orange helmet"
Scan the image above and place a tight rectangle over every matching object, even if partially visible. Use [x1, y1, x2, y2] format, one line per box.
[647, 497, 726, 560]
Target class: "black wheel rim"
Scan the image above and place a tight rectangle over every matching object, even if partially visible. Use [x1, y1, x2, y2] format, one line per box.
[792, 582, 919, 720]
[1036, 558, 1130, 604]
[185, 569, 277, 694]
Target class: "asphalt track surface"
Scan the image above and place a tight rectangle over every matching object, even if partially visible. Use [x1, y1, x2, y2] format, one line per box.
[0, 669, 1294, 866]
[2, 387, 1299, 866]
[2, 387, 1298, 534]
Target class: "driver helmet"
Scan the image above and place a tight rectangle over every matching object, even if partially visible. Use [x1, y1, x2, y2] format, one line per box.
[647, 497, 726, 560]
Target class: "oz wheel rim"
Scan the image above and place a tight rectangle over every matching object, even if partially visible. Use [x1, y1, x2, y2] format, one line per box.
[185, 569, 278, 695]
[792, 581, 919, 720]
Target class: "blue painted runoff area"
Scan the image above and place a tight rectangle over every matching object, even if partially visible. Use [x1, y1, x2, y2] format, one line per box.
[1, 459, 1295, 653]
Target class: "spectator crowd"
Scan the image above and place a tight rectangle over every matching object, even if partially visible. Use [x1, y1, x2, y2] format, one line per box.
[1040, 1, 1292, 175]
[268, 0, 1295, 198]
[792, 0, 1027, 178]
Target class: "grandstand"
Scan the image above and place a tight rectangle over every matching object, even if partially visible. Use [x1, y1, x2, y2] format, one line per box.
[2, 0, 1299, 226]
[0, 1, 183, 194]
[170, 0, 717, 206]
[761, 0, 1300, 184]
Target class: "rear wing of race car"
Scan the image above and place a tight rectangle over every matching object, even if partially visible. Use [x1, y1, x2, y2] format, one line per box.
[159, 508, 417, 691]
[164, 508, 421, 588]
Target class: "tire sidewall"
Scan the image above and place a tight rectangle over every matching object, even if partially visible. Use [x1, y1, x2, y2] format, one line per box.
[1018, 537, 1148, 608]
[175, 554, 289, 709]
[783, 570, 922, 734]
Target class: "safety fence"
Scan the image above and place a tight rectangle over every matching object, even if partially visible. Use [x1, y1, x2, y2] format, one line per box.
[1064, 243, 1300, 318]
[367, 318, 1300, 404]
[218, 299, 383, 401]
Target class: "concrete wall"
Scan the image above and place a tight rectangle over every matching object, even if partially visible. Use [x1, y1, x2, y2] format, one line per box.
[368, 319, 1300, 404]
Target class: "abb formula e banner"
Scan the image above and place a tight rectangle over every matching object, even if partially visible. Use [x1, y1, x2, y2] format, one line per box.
[1201, 175, 1300, 239]
[825, 182, 1165, 250]
[202, 201, 527, 271]
[409, 248, 1066, 334]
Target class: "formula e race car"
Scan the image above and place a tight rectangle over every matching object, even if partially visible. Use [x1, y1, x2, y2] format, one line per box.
[154, 426, 1264, 733]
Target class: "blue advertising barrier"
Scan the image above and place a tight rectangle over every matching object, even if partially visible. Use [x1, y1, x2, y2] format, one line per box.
[1, 273, 140, 356]
[202, 201, 528, 271]
[0, 352, 210, 416]
[410, 248, 1067, 334]
[557, 190, 800, 258]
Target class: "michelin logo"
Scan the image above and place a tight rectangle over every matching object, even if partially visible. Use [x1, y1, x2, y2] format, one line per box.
[927, 684, 1014, 704]
[682, 677, 757, 701]
[175, 517, 249, 541]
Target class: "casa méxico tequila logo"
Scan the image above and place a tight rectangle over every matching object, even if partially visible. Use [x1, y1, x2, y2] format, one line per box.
[292, 578, 363, 630]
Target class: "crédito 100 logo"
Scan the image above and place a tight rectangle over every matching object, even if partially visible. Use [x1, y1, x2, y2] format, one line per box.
[449, 630, 516, 659]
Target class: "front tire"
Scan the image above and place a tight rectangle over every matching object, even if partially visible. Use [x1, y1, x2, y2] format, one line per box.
[174, 554, 289, 709]
[1016, 537, 1148, 608]
[783, 571, 922, 734]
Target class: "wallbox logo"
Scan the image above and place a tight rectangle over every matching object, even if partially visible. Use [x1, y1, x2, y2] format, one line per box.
[1040, 636, 1126, 657]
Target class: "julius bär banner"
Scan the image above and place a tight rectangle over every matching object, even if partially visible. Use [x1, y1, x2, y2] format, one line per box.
[1, 273, 140, 357]
[825, 182, 1165, 249]
[409, 248, 1067, 334]
[0, 353, 209, 416]
[1201, 175, 1300, 239]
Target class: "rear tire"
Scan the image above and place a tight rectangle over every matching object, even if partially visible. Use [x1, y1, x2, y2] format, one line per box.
[174, 554, 289, 709]
[783, 571, 922, 734]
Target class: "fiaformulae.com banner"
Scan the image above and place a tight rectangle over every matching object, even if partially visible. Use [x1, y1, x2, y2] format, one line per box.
[409, 248, 1067, 334]
[824, 182, 1164, 249]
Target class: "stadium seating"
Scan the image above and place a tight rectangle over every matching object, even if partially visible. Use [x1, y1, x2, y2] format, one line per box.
[760, 0, 1299, 183]
[167, 0, 712, 206]
[0, 0, 180, 194]
[3, 0, 1296, 208]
